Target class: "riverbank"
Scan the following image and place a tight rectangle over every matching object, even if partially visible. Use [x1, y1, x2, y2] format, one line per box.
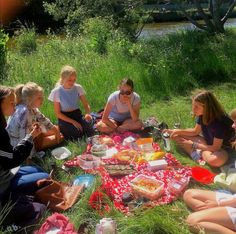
[140, 17, 236, 38]
[144, 3, 236, 23]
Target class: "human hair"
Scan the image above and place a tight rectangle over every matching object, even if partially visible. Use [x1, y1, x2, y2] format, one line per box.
[21, 82, 43, 107]
[0, 86, 14, 127]
[230, 108, 236, 120]
[119, 78, 134, 90]
[192, 90, 225, 125]
[14, 84, 24, 105]
[56, 65, 77, 86]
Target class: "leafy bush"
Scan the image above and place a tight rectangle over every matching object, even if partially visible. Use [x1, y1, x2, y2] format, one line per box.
[82, 17, 113, 54]
[15, 28, 37, 55]
[0, 29, 9, 80]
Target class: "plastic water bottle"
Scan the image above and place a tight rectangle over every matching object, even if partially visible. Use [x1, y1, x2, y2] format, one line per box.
[173, 122, 180, 129]
[162, 132, 171, 152]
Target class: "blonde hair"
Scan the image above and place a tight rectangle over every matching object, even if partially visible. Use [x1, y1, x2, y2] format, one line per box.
[21, 82, 43, 107]
[56, 65, 76, 86]
[192, 90, 225, 125]
[14, 84, 24, 105]
[230, 108, 236, 120]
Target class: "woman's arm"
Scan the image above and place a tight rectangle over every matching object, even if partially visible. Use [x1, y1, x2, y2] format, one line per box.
[80, 95, 92, 121]
[218, 197, 236, 208]
[0, 126, 40, 169]
[53, 102, 82, 130]
[128, 102, 140, 121]
[102, 102, 118, 130]
[80, 95, 91, 115]
[168, 124, 201, 138]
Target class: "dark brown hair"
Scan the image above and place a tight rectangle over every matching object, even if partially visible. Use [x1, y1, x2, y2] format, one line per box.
[192, 90, 225, 125]
[119, 78, 134, 90]
[230, 108, 236, 120]
[0, 86, 14, 127]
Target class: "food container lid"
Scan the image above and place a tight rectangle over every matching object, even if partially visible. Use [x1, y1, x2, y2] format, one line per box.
[51, 147, 72, 160]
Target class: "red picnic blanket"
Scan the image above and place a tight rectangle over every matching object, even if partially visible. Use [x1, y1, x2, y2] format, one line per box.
[63, 132, 192, 213]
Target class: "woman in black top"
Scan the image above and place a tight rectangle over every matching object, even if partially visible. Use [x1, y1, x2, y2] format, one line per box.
[0, 86, 48, 230]
[166, 90, 234, 167]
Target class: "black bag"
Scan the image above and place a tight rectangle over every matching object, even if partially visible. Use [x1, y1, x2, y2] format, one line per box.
[1, 193, 46, 233]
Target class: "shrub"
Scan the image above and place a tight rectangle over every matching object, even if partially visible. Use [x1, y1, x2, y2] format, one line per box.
[82, 17, 113, 54]
[15, 28, 37, 55]
[0, 29, 8, 81]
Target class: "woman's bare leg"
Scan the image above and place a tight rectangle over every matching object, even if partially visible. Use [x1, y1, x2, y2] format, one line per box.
[183, 189, 217, 211]
[117, 119, 143, 132]
[186, 207, 235, 234]
[173, 135, 206, 154]
[96, 119, 117, 134]
[202, 150, 229, 167]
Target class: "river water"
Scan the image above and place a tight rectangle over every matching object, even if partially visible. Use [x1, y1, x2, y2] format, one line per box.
[140, 18, 236, 38]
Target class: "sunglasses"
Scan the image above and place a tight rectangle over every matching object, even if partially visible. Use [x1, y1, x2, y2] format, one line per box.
[120, 90, 132, 96]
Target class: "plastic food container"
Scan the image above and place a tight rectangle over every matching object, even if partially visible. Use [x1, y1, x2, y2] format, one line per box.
[168, 175, 189, 195]
[147, 159, 168, 171]
[77, 154, 101, 170]
[91, 144, 108, 157]
[51, 147, 72, 160]
[129, 174, 164, 200]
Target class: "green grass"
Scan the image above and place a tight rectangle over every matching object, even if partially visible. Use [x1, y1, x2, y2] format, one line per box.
[1, 28, 236, 233]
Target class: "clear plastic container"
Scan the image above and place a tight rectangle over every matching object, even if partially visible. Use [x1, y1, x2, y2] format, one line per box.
[91, 144, 108, 157]
[77, 154, 101, 170]
[129, 175, 164, 200]
[168, 175, 189, 195]
[95, 218, 117, 234]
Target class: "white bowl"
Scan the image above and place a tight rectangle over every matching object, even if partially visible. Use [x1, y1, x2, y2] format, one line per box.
[51, 147, 72, 160]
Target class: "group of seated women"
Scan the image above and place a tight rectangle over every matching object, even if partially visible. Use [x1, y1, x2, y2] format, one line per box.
[1, 64, 236, 233]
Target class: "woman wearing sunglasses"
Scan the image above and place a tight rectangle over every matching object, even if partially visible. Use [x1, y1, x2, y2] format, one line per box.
[96, 78, 143, 133]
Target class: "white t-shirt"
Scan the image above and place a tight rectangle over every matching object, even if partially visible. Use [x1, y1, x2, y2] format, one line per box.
[48, 84, 85, 112]
[108, 91, 140, 122]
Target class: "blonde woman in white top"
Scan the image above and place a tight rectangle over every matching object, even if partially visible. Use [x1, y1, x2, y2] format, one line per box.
[7, 82, 63, 151]
[48, 65, 94, 140]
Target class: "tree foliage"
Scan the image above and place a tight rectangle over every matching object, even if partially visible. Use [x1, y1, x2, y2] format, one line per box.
[171, 0, 236, 33]
[0, 30, 9, 80]
[43, 0, 149, 39]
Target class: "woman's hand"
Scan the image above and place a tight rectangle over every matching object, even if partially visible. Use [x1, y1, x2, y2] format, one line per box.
[163, 129, 180, 139]
[84, 114, 92, 122]
[123, 95, 132, 105]
[195, 200, 218, 211]
[30, 124, 42, 139]
[53, 125, 62, 143]
[72, 121, 83, 131]
[177, 138, 193, 147]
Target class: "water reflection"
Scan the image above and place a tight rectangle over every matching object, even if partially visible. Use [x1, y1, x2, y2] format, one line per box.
[140, 18, 236, 38]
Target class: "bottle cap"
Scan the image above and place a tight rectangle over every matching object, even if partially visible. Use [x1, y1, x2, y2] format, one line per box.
[162, 132, 170, 138]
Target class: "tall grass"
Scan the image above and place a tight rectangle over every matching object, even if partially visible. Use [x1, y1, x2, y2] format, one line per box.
[5, 28, 236, 123]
